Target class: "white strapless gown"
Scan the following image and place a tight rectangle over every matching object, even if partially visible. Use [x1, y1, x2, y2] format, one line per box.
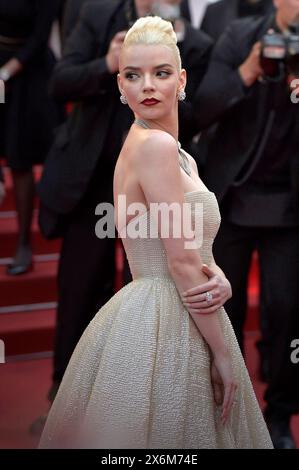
[39, 190, 273, 449]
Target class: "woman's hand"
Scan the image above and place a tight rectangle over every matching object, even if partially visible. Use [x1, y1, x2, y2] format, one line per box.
[211, 350, 238, 425]
[181, 264, 232, 315]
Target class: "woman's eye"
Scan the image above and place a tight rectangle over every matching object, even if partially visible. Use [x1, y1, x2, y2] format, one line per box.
[157, 70, 171, 77]
[125, 73, 138, 80]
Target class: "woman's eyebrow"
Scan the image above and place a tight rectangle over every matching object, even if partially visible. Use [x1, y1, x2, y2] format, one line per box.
[123, 63, 174, 71]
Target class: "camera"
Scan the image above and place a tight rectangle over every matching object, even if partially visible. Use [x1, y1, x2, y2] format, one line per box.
[260, 18, 299, 81]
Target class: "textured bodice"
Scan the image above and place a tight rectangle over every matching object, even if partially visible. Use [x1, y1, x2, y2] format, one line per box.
[121, 191, 221, 280]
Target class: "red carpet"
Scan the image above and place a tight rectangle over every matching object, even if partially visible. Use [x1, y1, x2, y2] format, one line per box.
[0, 334, 298, 449]
[0, 166, 298, 448]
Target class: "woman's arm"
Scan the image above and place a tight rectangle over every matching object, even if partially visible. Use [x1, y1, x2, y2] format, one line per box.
[136, 131, 227, 352]
[181, 157, 232, 313]
[136, 131, 237, 422]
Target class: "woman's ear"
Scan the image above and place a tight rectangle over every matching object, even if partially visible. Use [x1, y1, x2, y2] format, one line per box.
[180, 68, 187, 90]
[117, 73, 123, 95]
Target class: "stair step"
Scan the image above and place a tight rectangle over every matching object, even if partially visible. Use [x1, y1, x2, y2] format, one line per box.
[0, 214, 61, 258]
[0, 260, 58, 307]
[0, 308, 55, 356]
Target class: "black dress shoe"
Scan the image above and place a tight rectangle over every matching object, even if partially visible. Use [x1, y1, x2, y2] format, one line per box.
[6, 261, 33, 276]
[266, 415, 296, 449]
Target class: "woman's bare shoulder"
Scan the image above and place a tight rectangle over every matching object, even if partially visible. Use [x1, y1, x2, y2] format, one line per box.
[130, 129, 179, 168]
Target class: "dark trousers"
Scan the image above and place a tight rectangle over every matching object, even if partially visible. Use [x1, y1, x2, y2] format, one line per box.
[52, 197, 117, 386]
[213, 219, 299, 417]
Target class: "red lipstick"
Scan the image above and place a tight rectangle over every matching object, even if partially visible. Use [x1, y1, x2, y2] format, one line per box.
[142, 98, 160, 106]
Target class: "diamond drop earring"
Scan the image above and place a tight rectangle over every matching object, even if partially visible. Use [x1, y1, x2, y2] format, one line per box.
[120, 94, 128, 105]
[178, 89, 186, 101]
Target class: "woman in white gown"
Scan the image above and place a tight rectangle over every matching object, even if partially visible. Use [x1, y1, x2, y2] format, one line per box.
[39, 16, 273, 449]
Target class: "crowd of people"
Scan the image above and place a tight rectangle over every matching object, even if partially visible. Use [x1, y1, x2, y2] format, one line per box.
[1, 0, 299, 449]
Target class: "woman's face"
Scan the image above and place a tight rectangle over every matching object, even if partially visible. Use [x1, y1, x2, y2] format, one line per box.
[118, 44, 186, 121]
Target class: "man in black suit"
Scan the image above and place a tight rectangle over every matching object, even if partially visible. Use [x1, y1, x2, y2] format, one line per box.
[180, 0, 209, 28]
[201, 0, 273, 41]
[61, 0, 202, 42]
[195, 0, 299, 449]
[62, 0, 96, 42]
[38, 0, 213, 411]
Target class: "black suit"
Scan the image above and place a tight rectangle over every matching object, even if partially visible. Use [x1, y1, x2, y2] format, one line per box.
[195, 14, 299, 420]
[180, 0, 191, 23]
[38, 0, 213, 394]
[62, 0, 104, 43]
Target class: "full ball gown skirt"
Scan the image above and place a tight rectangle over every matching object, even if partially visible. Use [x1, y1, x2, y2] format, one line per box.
[39, 191, 273, 448]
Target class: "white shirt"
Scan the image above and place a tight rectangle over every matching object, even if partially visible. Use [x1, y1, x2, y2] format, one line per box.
[187, 0, 220, 29]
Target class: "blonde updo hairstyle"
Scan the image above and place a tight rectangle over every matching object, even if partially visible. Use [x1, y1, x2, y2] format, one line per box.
[122, 16, 182, 71]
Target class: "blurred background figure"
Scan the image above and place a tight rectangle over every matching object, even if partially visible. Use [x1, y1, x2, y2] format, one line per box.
[34, 0, 213, 434]
[0, 165, 5, 204]
[196, 0, 274, 170]
[62, 0, 214, 40]
[180, 0, 210, 28]
[48, 0, 68, 61]
[61, 0, 90, 43]
[201, 0, 274, 41]
[195, 0, 299, 449]
[0, 0, 63, 275]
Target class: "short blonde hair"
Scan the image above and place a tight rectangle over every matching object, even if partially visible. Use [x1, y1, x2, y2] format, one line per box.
[123, 16, 182, 71]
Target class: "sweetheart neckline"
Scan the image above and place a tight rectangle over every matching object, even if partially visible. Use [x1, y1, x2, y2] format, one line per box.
[119, 189, 215, 233]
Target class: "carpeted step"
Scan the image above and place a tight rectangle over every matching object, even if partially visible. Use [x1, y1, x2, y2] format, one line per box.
[1, 335, 298, 448]
[0, 308, 55, 356]
[0, 260, 58, 307]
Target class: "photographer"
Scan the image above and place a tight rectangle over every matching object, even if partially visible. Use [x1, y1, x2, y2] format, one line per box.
[194, 0, 299, 449]
[201, 0, 274, 42]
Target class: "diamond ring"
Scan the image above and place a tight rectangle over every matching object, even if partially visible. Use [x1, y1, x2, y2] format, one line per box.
[205, 291, 213, 303]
